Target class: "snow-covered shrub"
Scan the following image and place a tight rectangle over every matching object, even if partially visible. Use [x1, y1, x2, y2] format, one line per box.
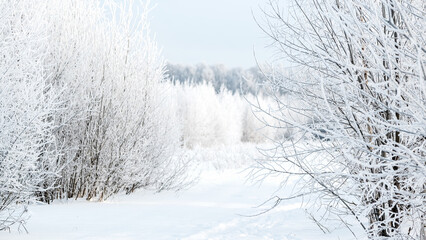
[242, 94, 276, 143]
[169, 81, 296, 148]
[216, 89, 245, 144]
[42, 0, 183, 201]
[172, 82, 259, 148]
[0, 0, 60, 230]
[1, 0, 187, 210]
[179, 82, 221, 148]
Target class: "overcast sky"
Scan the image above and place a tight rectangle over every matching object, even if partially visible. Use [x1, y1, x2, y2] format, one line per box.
[149, 0, 273, 68]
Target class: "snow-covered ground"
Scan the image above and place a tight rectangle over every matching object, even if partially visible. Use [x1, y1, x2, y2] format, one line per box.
[1, 144, 364, 240]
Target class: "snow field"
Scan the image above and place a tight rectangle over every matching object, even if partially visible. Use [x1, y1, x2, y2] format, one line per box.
[0, 144, 362, 240]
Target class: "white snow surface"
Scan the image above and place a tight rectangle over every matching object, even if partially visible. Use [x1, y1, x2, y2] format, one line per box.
[1, 144, 363, 240]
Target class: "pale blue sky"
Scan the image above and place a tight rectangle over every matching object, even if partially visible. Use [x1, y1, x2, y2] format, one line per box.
[149, 0, 272, 68]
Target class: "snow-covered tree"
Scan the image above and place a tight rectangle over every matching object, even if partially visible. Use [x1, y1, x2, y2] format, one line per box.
[166, 63, 268, 94]
[257, 0, 425, 238]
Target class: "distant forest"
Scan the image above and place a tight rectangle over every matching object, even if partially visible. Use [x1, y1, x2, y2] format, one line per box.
[166, 63, 268, 94]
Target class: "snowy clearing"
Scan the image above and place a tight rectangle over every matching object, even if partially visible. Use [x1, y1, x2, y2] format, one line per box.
[0, 145, 364, 240]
